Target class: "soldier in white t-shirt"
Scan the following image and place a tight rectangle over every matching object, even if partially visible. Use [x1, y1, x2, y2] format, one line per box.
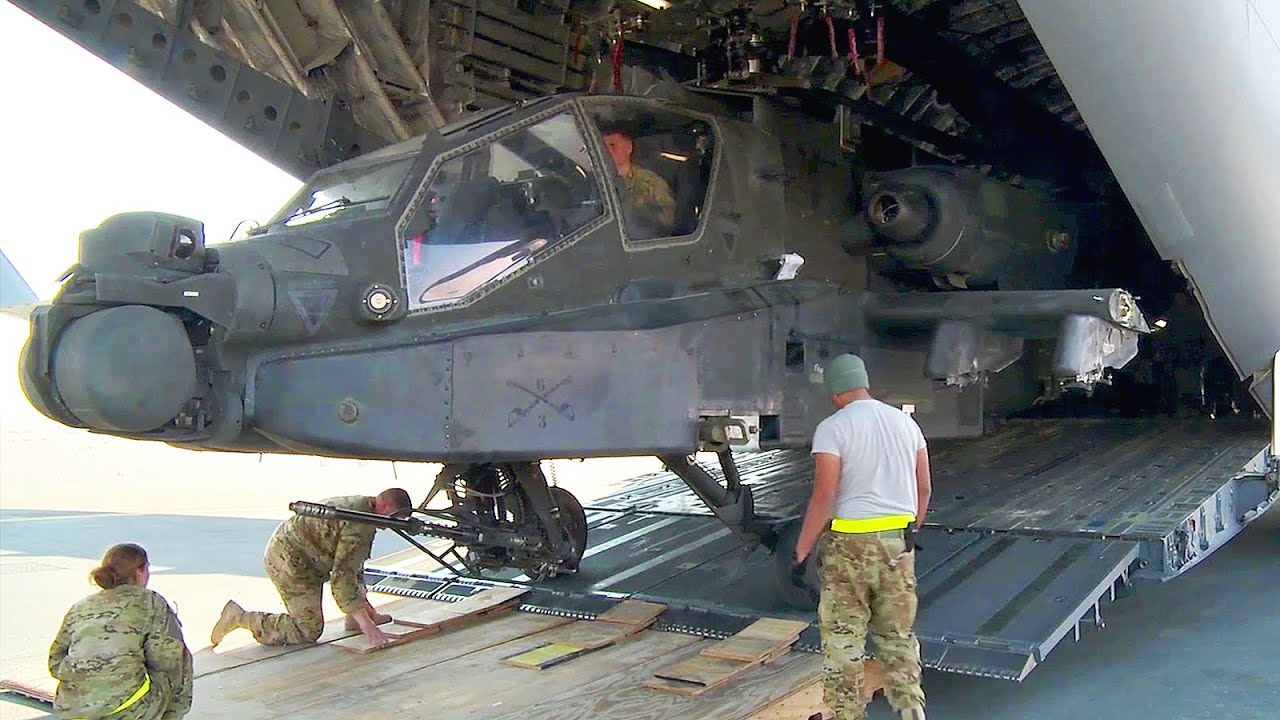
[793, 353, 932, 720]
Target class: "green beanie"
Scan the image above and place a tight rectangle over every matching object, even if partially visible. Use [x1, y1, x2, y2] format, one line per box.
[824, 353, 870, 395]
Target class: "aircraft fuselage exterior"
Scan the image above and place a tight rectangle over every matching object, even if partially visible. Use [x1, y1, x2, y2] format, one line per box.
[19, 94, 1147, 464]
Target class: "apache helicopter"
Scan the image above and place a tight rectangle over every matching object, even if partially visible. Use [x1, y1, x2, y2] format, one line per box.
[15, 1, 1176, 605]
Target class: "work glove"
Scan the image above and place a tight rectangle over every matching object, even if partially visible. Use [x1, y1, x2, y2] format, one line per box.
[789, 559, 820, 605]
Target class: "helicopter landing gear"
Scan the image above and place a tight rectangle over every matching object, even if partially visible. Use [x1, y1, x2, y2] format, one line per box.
[418, 461, 587, 580]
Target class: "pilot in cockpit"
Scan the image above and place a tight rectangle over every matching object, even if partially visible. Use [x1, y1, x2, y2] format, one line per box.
[599, 126, 677, 237]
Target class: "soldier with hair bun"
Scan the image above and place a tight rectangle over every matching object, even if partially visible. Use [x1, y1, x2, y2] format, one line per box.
[48, 543, 193, 720]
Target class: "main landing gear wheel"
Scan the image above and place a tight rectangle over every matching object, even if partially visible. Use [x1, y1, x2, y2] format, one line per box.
[548, 485, 588, 575]
[773, 520, 820, 611]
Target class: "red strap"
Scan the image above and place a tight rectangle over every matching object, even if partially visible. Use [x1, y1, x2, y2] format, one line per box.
[847, 28, 864, 77]
[611, 28, 624, 92]
[877, 14, 885, 64]
[787, 11, 800, 59]
[824, 14, 838, 59]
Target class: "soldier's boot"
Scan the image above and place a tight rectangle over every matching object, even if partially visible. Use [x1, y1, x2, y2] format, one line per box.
[210, 600, 246, 647]
[344, 611, 393, 631]
[899, 707, 926, 720]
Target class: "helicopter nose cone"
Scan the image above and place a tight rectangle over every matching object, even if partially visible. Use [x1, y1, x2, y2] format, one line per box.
[866, 186, 935, 245]
[51, 305, 196, 432]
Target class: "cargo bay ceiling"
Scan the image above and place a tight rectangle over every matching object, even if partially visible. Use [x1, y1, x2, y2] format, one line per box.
[12, 0, 1110, 186]
[11, 0, 1279, 415]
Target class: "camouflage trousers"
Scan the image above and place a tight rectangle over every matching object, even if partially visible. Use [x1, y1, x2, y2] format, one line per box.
[240, 553, 331, 646]
[817, 529, 925, 720]
[110, 667, 190, 720]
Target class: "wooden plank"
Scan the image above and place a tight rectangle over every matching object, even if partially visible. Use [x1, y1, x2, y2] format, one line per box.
[639, 615, 807, 697]
[495, 599, 665, 671]
[0, 677, 54, 704]
[437, 587, 529, 615]
[654, 653, 752, 686]
[644, 643, 792, 697]
[535, 619, 641, 650]
[593, 600, 667, 628]
[279, 626, 702, 719]
[331, 621, 438, 654]
[740, 679, 825, 720]
[700, 636, 787, 663]
[192, 608, 373, 678]
[394, 588, 527, 628]
[735, 618, 811, 642]
[741, 660, 887, 720]
[190, 611, 574, 718]
[487, 638, 823, 720]
[500, 642, 589, 669]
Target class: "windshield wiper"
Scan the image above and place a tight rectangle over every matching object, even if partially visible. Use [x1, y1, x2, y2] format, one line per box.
[255, 195, 392, 234]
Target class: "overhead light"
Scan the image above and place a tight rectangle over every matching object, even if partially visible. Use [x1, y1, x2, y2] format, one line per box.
[660, 152, 688, 162]
[633, 0, 671, 9]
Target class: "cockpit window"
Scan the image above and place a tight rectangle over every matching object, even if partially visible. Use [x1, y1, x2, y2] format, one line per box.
[585, 103, 716, 242]
[401, 111, 604, 310]
[266, 153, 417, 230]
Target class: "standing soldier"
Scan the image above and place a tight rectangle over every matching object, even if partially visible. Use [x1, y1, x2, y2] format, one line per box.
[49, 543, 193, 720]
[210, 488, 413, 649]
[793, 354, 931, 720]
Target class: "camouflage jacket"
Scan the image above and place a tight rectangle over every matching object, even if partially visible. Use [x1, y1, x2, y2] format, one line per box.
[621, 165, 677, 234]
[48, 584, 192, 718]
[266, 495, 377, 613]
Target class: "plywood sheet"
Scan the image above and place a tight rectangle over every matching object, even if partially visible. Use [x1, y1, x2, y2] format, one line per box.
[395, 588, 527, 629]
[490, 639, 822, 720]
[654, 653, 750, 685]
[538, 619, 640, 650]
[0, 676, 54, 704]
[700, 636, 786, 663]
[191, 611, 575, 718]
[645, 644, 792, 697]
[278, 623, 702, 719]
[735, 618, 810, 642]
[641, 616, 808, 697]
[594, 599, 667, 627]
[500, 642, 589, 669]
[331, 621, 437, 654]
[192, 605, 382, 678]
[741, 660, 886, 719]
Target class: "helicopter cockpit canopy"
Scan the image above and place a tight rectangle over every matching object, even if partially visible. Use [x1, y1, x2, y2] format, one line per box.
[583, 101, 716, 242]
[395, 99, 720, 313]
[262, 136, 426, 232]
[399, 108, 606, 311]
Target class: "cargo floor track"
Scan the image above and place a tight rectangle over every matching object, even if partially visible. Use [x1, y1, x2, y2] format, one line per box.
[366, 418, 1276, 681]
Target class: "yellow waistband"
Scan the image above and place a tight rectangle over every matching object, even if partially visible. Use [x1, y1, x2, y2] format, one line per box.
[70, 673, 150, 720]
[830, 514, 915, 534]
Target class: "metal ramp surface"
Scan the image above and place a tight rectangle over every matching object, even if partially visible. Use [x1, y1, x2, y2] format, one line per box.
[365, 418, 1274, 681]
[366, 521, 1139, 680]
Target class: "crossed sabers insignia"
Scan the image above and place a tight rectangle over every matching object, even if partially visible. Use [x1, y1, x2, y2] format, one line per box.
[507, 377, 576, 428]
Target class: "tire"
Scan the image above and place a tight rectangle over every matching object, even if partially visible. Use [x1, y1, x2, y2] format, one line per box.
[549, 486, 588, 571]
[773, 520, 820, 611]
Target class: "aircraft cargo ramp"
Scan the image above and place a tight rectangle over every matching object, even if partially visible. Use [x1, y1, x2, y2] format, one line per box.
[362, 418, 1277, 682]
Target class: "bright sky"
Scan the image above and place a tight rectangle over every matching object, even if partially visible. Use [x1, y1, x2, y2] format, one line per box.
[0, 3, 302, 301]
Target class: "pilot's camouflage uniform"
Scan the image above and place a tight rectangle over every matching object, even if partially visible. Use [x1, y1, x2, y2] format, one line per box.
[49, 584, 193, 720]
[621, 165, 677, 234]
[240, 495, 378, 645]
